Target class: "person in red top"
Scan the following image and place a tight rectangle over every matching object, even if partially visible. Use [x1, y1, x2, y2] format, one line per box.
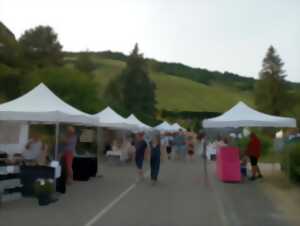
[246, 132, 263, 180]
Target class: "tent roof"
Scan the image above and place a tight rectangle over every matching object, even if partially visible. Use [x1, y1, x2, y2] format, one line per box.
[126, 114, 151, 130]
[0, 83, 97, 125]
[155, 121, 175, 131]
[172, 123, 186, 131]
[203, 101, 297, 128]
[94, 107, 136, 129]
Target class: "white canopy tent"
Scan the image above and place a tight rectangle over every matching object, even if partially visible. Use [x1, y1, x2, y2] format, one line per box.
[126, 114, 152, 131]
[0, 83, 99, 158]
[203, 101, 297, 128]
[94, 107, 136, 130]
[155, 121, 175, 132]
[0, 83, 97, 125]
[171, 123, 186, 131]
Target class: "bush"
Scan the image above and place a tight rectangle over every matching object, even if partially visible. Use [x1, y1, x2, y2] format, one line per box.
[34, 179, 55, 195]
[258, 133, 273, 156]
[281, 143, 300, 182]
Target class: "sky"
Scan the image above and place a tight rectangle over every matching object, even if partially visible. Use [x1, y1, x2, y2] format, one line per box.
[1, 0, 299, 82]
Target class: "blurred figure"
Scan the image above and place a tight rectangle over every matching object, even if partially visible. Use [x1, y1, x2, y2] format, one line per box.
[173, 130, 186, 160]
[160, 133, 168, 161]
[166, 133, 174, 160]
[23, 132, 44, 165]
[197, 132, 208, 159]
[187, 134, 195, 161]
[61, 126, 77, 184]
[240, 152, 248, 182]
[246, 132, 262, 180]
[134, 132, 148, 179]
[150, 134, 161, 184]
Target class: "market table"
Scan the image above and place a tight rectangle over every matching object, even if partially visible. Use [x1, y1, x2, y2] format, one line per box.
[73, 156, 97, 181]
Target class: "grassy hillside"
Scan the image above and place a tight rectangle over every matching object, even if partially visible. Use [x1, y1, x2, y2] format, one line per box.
[88, 56, 253, 113]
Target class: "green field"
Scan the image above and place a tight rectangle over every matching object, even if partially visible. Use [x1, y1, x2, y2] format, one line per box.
[91, 56, 253, 113]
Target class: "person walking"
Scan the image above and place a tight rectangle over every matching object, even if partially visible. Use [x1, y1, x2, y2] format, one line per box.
[150, 135, 161, 184]
[134, 132, 148, 179]
[166, 133, 174, 160]
[178, 130, 187, 160]
[187, 134, 195, 161]
[61, 126, 77, 185]
[246, 132, 263, 180]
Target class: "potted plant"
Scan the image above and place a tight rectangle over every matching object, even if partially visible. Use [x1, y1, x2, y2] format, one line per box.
[33, 178, 55, 206]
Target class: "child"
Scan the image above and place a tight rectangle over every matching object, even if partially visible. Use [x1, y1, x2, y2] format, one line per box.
[240, 154, 248, 182]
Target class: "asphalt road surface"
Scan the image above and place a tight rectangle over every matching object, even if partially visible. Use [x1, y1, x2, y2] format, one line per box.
[1, 159, 292, 226]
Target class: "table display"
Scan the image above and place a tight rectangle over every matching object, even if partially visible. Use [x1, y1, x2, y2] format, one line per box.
[0, 164, 22, 203]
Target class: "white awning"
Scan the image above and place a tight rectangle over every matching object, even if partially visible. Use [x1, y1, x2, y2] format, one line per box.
[94, 107, 136, 130]
[203, 101, 297, 128]
[0, 83, 97, 125]
[126, 114, 152, 131]
[155, 121, 175, 132]
[171, 123, 186, 131]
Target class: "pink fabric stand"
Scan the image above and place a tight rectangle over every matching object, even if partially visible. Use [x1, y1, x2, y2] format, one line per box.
[216, 146, 241, 182]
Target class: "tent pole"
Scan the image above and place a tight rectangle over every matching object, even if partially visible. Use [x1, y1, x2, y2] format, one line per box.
[54, 123, 60, 160]
[96, 127, 103, 177]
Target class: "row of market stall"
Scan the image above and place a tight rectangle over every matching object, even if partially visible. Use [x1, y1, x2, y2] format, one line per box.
[0, 83, 297, 200]
[0, 83, 187, 203]
[0, 83, 185, 156]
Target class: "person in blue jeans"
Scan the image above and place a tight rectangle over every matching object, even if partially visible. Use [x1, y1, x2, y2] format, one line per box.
[150, 135, 161, 185]
[135, 132, 148, 179]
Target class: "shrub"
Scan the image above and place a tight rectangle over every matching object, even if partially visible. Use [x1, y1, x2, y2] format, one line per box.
[34, 179, 55, 195]
[281, 143, 300, 182]
[258, 133, 273, 156]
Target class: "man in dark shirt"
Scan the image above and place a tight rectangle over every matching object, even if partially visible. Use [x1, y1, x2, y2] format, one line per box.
[135, 132, 148, 179]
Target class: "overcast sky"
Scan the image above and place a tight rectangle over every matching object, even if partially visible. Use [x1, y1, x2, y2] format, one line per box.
[1, 0, 299, 82]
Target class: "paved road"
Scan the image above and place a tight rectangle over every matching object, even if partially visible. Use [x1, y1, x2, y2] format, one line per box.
[1, 159, 292, 226]
[91, 160, 290, 226]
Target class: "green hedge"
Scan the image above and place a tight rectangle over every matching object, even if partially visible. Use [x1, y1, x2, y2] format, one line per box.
[281, 143, 300, 182]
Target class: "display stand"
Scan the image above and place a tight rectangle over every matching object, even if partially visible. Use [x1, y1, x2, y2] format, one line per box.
[0, 165, 22, 203]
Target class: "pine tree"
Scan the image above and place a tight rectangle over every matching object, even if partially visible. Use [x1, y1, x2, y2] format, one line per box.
[255, 46, 288, 115]
[121, 44, 156, 116]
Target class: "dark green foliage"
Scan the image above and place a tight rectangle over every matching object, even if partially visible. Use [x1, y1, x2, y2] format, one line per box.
[24, 67, 102, 113]
[151, 60, 255, 90]
[74, 51, 97, 74]
[161, 110, 220, 119]
[281, 143, 300, 182]
[0, 64, 24, 100]
[255, 46, 289, 115]
[105, 44, 157, 117]
[19, 26, 63, 67]
[259, 133, 273, 156]
[96, 51, 127, 62]
[0, 22, 22, 67]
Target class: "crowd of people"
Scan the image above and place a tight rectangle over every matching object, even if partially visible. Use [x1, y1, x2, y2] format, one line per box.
[17, 126, 265, 187]
[131, 129, 265, 185]
[132, 129, 206, 185]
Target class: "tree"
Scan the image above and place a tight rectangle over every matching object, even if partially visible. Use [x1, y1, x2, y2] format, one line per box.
[19, 26, 63, 67]
[0, 64, 23, 100]
[74, 51, 97, 74]
[255, 46, 288, 115]
[0, 22, 21, 67]
[24, 67, 102, 113]
[107, 44, 156, 116]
